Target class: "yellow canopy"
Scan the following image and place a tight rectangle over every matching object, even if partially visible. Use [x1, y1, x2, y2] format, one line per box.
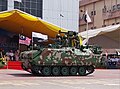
[0, 9, 67, 38]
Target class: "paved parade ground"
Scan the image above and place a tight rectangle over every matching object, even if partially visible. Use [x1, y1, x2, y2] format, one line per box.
[0, 69, 120, 89]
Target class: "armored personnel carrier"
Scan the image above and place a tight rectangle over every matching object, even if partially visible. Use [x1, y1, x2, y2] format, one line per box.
[20, 31, 102, 76]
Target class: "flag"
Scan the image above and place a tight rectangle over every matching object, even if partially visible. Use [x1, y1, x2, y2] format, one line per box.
[84, 11, 91, 23]
[14, 0, 22, 2]
[32, 32, 48, 40]
[117, 51, 120, 56]
[19, 35, 31, 46]
[60, 14, 64, 17]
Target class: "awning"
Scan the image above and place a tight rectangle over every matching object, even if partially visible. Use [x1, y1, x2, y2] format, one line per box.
[79, 24, 120, 48]
[79, 24, 120, 41]
[0, 9, 68, 38]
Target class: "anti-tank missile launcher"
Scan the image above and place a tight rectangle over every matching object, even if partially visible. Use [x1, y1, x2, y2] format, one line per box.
[20, 31, 103, 76]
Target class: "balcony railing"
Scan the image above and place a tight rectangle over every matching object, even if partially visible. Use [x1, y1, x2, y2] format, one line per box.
[80, 0, 101, 6]
[103, 9, 120, 20]
[102, 4, 120, 20]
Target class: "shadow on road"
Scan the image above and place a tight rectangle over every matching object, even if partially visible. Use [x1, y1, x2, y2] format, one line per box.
[8, 73, 37, 77]
[8, 73, 94, 78]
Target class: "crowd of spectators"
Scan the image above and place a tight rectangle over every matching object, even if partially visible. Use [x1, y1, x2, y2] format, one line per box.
[0, 49, 19, 61]
[105, 54, 120, 69]
[6, 50, 19, 61]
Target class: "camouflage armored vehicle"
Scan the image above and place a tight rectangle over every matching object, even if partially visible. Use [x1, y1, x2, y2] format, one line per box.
[20, 31, 103, 76]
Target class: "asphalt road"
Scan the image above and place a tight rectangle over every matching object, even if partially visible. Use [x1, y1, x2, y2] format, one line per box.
[0, 69, 120, 89]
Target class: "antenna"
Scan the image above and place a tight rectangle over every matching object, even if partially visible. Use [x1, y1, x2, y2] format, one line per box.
[60, 0, 62, 31]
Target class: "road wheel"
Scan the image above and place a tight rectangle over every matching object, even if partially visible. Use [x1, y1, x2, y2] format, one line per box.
[87, 65, 95, 74]
[78, 66, 86, 76]
[42, 66, 51, 76]
[52, 66, 60, 76]
[70, 67, 77, 76]
[31, 66, 40, 75]
[61, 67, 69, 76]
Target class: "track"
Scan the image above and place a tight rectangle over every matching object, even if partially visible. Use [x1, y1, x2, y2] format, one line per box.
[30, 65, 95, 76]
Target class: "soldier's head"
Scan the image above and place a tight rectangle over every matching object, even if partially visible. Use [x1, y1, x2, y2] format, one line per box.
[63, 35, 67, 39]
[73, 32, 77, 36]
[48, 44, 52, 48]
[56, 34, 61, 38]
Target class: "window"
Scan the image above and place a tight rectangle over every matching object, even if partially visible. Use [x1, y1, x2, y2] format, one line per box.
[20, 7, 24, 11]
[117, 4, 120, 9]
[14, 2, 19, 7]
[0, 6, 2, 11]
[14, 6, 20, 9]
[0, 0, 7, 11]
[2, 6, 7, 11]
[26, 0, 31, 2]
[91, 27, 94, 29]
[25, 9, 30, 14]
[2, 0, 7, 6]
[91, 11, 94, 16]
[91, 11, 96, 16]
[20, 3, 24, 8]
[112, 23, 115, 25]
[31, 0, 37, 3]
[37, 0, 42, 2]
[94, 11, 96, 15]
[0, 1, 2, 5]
[112, 5, 117, 11]
[37, 10, 42, 18]
[116, 22, 120, 24]
[94, 26, 96, 29]
[31, 9, 36, 16]
[13, 0, 42, 18]
[31, 2, 36, 9]
[26, 2, 30, 8]
[102, 8, 106, 13]
[102, 25, 106, 27]
[37, 2, 42, 10]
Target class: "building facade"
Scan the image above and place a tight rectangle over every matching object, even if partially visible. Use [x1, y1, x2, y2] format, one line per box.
[79, 0, 120, 32]
[0, 0, 43, 18]
[43, 0, 79, 32]
[0, 0, 79, 31]
[14, 0, 43, 18]
[0, 0, 7, 11]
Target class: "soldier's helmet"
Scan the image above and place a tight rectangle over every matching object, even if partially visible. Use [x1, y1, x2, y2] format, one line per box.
[73, 32, 77, 36]
[48, 44, 52, 48]
[56, 34, 61, 38]
[63, 35, 67, 39]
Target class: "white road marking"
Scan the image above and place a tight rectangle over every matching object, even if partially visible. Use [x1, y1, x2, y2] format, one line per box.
[0, 78, 119, 88]
[103, 84, 120, 86]
[0, 81, 39, 86]
[41, 81, 86, 89]
[48, 79, 120, 86]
